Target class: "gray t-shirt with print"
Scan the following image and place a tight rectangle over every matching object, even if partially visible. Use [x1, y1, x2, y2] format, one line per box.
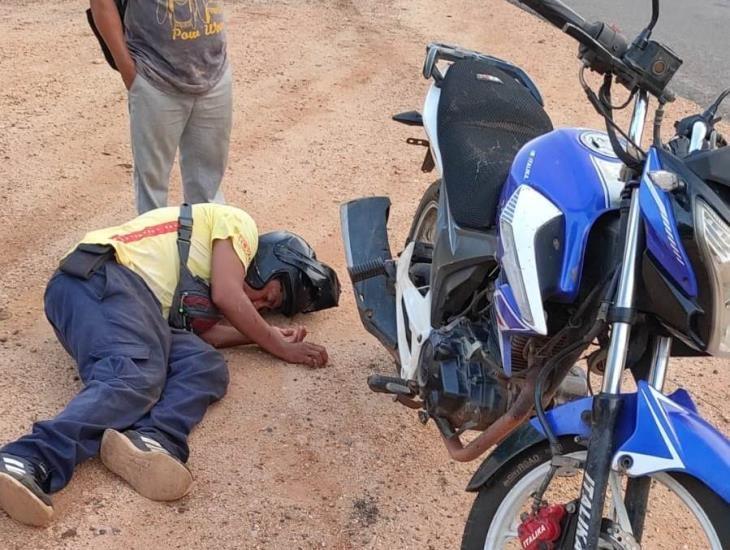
[125, 0, 228, 95]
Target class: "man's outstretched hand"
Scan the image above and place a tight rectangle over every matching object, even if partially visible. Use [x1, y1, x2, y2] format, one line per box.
[276, 325, 307, 343]
[200, 323, 328, 367]
[275, 326, 327, 368]
[278, 340, 328, 368]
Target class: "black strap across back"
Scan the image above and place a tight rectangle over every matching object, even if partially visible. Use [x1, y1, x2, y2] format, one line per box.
[168, 203, 195, 330]
[168, 204, 222, 333]
[437, 59, 554, 231]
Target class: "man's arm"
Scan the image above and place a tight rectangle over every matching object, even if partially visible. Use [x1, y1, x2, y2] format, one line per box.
[210, 238, 328, 367]
[89, 0, 137, 89]
[200, 322, 307, 349]
[199, 323, 253, 348]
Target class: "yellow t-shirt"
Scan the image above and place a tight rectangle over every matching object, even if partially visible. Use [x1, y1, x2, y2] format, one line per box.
[76, 203, 258, 317]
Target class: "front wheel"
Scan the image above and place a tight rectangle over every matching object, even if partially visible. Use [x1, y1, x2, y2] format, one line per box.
[461, 440, 729, 550]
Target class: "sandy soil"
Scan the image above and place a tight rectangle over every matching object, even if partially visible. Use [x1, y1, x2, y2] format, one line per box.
[0, 1, 727, 549]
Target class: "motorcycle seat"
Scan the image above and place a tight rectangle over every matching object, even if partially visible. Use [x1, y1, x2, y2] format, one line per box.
[437, 59, 553, 230]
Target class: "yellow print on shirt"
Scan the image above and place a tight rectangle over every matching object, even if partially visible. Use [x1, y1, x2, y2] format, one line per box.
[156, 0, 225, 41]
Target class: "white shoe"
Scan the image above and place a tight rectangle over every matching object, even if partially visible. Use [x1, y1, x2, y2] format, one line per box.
[100, 429, 192, 501]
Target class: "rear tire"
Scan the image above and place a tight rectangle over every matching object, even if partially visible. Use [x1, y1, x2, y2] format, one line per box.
[407, 180, 440, 245]
[461, 439, 730, 550]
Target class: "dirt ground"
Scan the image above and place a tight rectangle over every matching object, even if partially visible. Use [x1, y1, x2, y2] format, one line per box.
[0, 1, 728, 549]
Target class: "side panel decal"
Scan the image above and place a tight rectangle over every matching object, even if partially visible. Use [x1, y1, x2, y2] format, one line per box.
[639, 148, 698, 297]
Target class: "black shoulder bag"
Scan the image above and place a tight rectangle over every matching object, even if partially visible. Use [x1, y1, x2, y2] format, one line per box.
[86, 0, 128, 71]
[168, 204, 223, 335]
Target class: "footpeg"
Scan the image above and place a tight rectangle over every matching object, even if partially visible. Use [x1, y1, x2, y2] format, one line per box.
[367, 374, 415, 396]
[348, 258, 395, 283]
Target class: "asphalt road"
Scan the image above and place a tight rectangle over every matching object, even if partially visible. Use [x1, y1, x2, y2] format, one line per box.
[516, 0, 730, 115]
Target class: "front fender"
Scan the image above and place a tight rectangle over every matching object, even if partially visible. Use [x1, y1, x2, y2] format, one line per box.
[466, 385, 730, 504]
[614, 382, 730, 503]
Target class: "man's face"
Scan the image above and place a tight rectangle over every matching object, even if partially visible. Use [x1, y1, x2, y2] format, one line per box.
[244, 279, 285, 312]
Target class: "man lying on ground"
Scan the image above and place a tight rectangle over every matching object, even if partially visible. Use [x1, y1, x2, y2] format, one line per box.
[0, 203, 340, 526]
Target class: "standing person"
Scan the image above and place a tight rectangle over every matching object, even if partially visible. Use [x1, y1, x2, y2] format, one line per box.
[0, 203, 340, 526]
[90, 0, 232, 213]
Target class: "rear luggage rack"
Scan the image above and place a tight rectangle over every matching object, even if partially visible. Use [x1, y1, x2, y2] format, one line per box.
[423, 43, 545, 106]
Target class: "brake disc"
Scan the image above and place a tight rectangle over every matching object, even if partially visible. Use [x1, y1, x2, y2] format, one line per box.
[598, 521, 641, 550]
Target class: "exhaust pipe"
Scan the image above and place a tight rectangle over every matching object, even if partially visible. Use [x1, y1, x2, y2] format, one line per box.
[440, 366, 541, 462]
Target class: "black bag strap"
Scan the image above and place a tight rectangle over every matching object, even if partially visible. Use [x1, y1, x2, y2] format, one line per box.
[168, 203, 223, 332]
[85, 0, 128, 72]
[169, 203, 195, 329]
[176, 203, 194, 270]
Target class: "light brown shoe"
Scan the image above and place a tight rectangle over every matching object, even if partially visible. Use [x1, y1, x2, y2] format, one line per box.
[0, 454, 54, 526]
[100, 429, 192, 501]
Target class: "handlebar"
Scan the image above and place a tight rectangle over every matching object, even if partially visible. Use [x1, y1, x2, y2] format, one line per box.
[516, 0, 681, 102]
[517, 0, 586, 32]
[517, 0, 631, 80]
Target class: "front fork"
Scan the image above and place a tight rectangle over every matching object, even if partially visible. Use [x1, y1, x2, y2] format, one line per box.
[622, 335, 672, 540]
[571, 92, 672, 550]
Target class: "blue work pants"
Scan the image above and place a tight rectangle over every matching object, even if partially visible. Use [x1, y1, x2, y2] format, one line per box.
[2, 262, 229, 493]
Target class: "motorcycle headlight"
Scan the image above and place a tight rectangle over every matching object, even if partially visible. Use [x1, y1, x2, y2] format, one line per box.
[695, 199, 730, 357]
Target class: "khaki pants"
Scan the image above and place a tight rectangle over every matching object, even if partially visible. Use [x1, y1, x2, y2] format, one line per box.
[128, 66, 232, 214]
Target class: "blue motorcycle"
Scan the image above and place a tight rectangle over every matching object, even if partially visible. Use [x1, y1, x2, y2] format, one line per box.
[340, 0, 729, 548]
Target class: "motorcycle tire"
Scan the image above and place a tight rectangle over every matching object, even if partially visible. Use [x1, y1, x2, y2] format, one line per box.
[406, 179, 440, 245]
[461, 438, 729, 550]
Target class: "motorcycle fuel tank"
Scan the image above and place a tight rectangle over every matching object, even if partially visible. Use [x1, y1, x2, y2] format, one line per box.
[499, 128, 626, 304]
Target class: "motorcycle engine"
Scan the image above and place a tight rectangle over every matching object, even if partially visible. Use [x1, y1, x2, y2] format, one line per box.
[417, 317, 517, 434]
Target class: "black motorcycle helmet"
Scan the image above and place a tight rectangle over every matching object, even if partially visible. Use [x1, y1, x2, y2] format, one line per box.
[245, 231, 340, 317]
